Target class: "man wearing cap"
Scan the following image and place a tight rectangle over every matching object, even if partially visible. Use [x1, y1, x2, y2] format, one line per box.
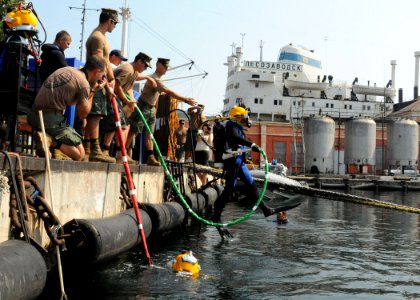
[109, 49, 127, 69]
[127, 57, 197, 166]
[83, 8, 119, 163]
[101, 52, 157, 163]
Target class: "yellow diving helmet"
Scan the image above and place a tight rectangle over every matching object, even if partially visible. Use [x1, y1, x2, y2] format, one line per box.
[229, 105, 252, 127]
[172, 250, 201, 276]
[4, 3, 38, 29]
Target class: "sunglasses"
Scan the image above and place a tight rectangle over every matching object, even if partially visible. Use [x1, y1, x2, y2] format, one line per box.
[110, 19, 117, 25]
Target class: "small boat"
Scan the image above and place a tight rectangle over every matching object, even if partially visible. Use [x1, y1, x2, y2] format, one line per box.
[284, 78, 329, 91]
[352, 84, 395, 97]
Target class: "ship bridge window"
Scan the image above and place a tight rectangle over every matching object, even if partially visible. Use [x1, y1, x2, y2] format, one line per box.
[255, 98, 258, 104]
[274, 99, 282, 105]
[234, 82, 240, 89]
[312, 102, 315, 107]
[349, 105, 352, 109]
[344, 105, 347, 109]
[274, 100, 277, 105]
[367, 106, 371, 110]
[331, 104, 334, 108]
[278, 52, 322, 69]
[255, 82, 259, 88]
[326, 103, 329, 108]
[252, 74, 260, 78]
[363, 105, 366, 110]
[260, 98, 263, 104]
[236, 97, 243, 104]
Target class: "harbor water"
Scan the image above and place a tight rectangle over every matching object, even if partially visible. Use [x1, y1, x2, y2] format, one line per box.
[55, 191, 420, 299]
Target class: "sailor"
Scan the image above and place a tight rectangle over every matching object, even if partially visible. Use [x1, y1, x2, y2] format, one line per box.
[126, 57, 197, 166]
[212, 105, 294, 239]
[28, 55, 107, 161]
[83, 8, 120, 163]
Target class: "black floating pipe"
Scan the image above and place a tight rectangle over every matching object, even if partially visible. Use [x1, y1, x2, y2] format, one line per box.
[0, 240, 47, 300]
[212, 184, 225, 197]
[184, 192, 206, 215]
[62, 208, 152, 264]
[199, 186, 219, 207]
[143, 202, 185, 234]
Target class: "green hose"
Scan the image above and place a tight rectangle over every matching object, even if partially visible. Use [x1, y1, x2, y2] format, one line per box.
[134, 105, 269, 227]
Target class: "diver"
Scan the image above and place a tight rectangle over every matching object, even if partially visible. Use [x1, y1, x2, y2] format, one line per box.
[212, 105, 298, 239]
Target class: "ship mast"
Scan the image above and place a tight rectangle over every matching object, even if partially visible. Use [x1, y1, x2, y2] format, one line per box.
[120, 0, 131, 57]
[259, 40, 264, 62]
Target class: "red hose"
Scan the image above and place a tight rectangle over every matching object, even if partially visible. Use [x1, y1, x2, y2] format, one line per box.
[109, 93, 152, 266]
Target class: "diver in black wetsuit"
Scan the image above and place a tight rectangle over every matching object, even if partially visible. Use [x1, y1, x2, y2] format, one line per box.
[212, 105, 294, 240]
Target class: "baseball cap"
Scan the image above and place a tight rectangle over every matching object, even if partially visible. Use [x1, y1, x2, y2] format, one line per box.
[110, 49, 128, 61]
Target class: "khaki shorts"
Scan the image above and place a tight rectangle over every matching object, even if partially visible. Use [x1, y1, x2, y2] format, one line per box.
[89, 89, 108, 116]
[128, 101, 156, 135]
[28, 110, 83, 146]
[101, 97, 127, 134]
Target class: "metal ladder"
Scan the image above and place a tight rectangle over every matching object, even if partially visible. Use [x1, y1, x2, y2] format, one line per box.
[290, 107, 305, 175]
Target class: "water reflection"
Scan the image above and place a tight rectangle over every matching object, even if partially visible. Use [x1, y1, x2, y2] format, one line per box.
[57, 191, 420, 299]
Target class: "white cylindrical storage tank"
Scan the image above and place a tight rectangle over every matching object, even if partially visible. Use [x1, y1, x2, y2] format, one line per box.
[387, 118, 418, 166]
[344, 117, 376, 165]
[304, 115, 335, 174]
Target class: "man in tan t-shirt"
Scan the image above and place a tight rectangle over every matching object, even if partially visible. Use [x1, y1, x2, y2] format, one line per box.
[83, 8, 119, 163]
[127, 58, 197, 166]
[101, 52, 157, 163]
[28, 55, 107, 161]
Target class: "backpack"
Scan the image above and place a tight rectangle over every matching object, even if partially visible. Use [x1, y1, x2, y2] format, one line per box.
[212, 120, 227, 165]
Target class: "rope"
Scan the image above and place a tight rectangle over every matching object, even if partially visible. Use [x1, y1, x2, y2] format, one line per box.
[134, 105, 269, 227]
[38, 111, 68, 300]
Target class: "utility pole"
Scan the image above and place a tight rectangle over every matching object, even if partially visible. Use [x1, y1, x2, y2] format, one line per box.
[69, 0, 99, 62]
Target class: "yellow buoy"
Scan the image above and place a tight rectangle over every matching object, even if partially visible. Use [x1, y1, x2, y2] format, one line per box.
[172, 250, 201, 276]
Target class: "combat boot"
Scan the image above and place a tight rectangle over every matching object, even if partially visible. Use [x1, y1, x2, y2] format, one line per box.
[146, 154, 161, 166]
[116, 151, 137, 164]
[53, 149, 72, 161]
[89, 139, 116, 163]
[82, 140, 90, 162]
[34, 131, 52, 159]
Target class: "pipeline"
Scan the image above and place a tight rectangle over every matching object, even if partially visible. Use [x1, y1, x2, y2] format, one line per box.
[187, 163, 420, 215]
[134, 105, 269, 227]
[62, 208, 152, 264]
[0, 240, 47, 300]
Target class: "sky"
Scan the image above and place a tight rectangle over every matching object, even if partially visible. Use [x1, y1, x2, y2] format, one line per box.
[29, 0, 420, 115]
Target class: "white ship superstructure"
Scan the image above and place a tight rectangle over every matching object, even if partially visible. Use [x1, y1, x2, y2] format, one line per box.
[223, 43, 395, 121]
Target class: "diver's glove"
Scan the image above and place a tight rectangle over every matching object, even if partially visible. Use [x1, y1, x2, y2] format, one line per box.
[251, 143, 260, 152]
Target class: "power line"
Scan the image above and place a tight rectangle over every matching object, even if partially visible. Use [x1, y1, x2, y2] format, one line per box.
[69, 0, 100, 61]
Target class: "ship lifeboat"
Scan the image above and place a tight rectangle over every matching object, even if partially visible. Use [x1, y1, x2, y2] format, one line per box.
[353, 84, 395, 97]
[284, 79, 328, 91]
